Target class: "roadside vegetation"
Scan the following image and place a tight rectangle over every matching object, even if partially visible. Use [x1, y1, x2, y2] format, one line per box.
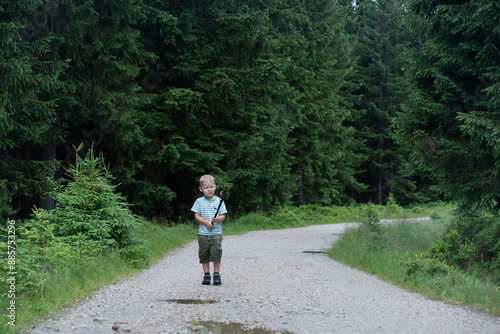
[329, 203, 500, 316]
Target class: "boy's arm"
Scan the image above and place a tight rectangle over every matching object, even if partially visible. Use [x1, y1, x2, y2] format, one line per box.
[194, 212, 213, 229]
[212, 200, 227, 224]
[212, 213, 226, 224]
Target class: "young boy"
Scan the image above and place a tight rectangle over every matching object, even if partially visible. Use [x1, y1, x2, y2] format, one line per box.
[191, 175, 227, 285]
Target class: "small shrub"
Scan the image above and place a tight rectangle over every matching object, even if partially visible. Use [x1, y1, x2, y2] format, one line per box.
[404, 252, 451, 278]
[428, 215, 500, 274]
[234, 212, 272, 229]
[50, 145, 139, 247]
[0, 208, 72, 296]
[476, 217, 500, 263]
[271, 206, 302, 227]
[0, 145, 142, 298]
[386, 193, 403, 216]
[118, 244, 147, 268]
[360, 203, 382, 231]
[329, 205, 355, 220]
[430, 211, 441, 220]
[411, 206, 425, 214]
[358, 205, 387, 250]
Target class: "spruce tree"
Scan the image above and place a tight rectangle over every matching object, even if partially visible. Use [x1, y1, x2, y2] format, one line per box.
[348, 0, 423, 205]
[271, 0, 364, 205]
[135, 0, 364, 213]
[396, 0, 500, 212]
[1, 0, 154, 219]
[136, 0, 301, 214]
[0, 1, 65, 219]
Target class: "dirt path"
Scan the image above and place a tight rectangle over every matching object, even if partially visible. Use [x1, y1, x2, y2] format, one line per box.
[31, 223, 500, 333]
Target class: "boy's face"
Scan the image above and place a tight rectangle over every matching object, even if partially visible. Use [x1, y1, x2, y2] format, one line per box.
[199, 181, 216, 200]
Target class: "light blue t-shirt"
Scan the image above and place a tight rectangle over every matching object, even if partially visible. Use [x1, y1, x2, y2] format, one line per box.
[191, 196, 227, 236]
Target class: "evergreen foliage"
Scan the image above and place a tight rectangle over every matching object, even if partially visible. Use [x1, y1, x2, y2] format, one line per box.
[393, 0, 500, 281]
[51, 144, 139, 247]
[131, 0, 362, 214]
[282, 0, 364, 205]
[135, 0, 299, 214]
[0, 145, 141, 296]
[3, 0, 482, 221]
[424, 215, 500, 282]
[0, 0, 65, 219]
[347, 0, 426, 205]
[396, 0, 500, 213]
[2, 1, 500, 328]
[1, 0, 154, 220]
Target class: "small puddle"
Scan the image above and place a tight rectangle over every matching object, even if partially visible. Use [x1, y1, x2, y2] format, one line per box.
[164, 301, 295, 333]
[164, 299, 218, 305]
[196, 321, 295, 334]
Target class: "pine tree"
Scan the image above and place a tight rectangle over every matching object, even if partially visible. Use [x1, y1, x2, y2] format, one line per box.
[0, 1, 65, 219]
[396, 0, 500, 212]
[1, 0, 154, 219]
[348, 0, 423, 205]
[272, 0, 364, 205]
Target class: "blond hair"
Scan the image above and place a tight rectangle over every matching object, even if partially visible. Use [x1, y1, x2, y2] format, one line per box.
[199, 174, 215, 186]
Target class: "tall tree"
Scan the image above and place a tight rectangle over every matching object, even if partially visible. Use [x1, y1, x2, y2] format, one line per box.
[1, 0, 154, 219]
[271, 0, 364, 205]
[134, 0, 301, 215]
[3, 0, 405, 219]
[395, 0, 500, 212]
[0, 1, 66, 219]
[133, 0, 365, 214]
[347, 0, 423, 205]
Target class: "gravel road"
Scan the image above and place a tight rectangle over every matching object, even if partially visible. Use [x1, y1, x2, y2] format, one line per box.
[31, 223, 500, 333]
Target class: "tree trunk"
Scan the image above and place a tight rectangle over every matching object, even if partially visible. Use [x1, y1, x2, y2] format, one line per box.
[377, 173, 383, 205]
[39, 144, 56, 210]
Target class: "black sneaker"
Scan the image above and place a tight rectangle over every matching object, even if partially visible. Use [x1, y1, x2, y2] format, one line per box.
[213, 274, 222, 285]
[202, 274, 211, 285]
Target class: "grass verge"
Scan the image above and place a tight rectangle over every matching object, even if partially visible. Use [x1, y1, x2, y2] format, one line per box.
[0, 220, 197, 333]
[328, 210, 500, 315]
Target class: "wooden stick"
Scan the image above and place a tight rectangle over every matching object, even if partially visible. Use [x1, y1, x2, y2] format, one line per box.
[213, 190, 225, 219]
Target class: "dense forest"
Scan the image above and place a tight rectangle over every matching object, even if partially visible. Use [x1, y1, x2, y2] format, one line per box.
[2, 2, 500, 326]
[1, 0, 498, 221]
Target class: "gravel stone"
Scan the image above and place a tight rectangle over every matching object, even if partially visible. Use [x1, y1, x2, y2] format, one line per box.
[30, 223, 500, 333]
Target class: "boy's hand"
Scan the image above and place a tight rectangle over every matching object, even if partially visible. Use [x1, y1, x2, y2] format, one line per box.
[211, 214, 225, 225]
[211, 216, 222, 225]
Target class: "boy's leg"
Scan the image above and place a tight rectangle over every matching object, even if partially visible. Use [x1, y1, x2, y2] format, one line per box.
[211, 235, 223, 285]
[213, 261, 222, 285]
[199, 235, 212, 285]
[201, 262, 211, 285]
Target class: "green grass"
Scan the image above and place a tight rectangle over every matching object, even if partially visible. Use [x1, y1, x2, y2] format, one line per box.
[328, 210, 500, 315]
[0, 202, 462, 332]
[223, 201, 445, 234]
[0, 220, 197, 333]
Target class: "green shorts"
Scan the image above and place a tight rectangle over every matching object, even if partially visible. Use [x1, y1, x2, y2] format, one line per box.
[198, 234, 223, 263]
